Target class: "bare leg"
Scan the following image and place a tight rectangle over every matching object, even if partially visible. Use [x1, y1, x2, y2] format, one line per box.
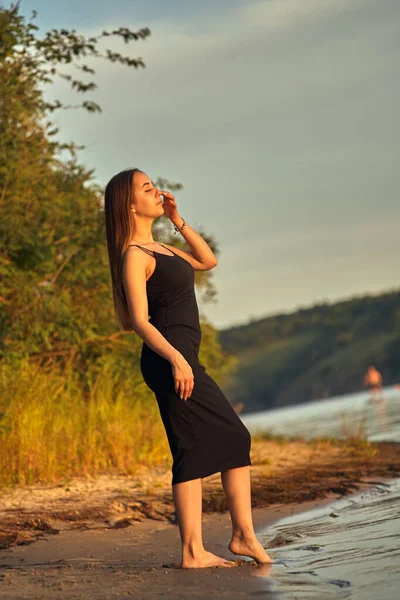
[172, 477, 236, 569]
[221, 466, 273, 563]
[376, 388, 387, 431]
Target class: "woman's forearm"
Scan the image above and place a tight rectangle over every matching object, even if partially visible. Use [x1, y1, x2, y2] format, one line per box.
[133, 320, 180, 365]
[170, 213, 217, 267]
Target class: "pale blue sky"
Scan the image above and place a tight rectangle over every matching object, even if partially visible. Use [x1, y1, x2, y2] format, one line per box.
[18, 0, 400, 328]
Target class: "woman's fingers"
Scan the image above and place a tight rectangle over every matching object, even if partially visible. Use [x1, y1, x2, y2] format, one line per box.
[160, 190, 175, 201]
[180, 378, 194, 401]
[185, 377, 194, 400]
[171, 357, 193, 401]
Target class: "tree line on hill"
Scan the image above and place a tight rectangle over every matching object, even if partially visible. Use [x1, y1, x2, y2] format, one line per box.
[218, 289, 400, 413]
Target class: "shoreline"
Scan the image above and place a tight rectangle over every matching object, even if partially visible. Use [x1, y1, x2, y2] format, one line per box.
[0, 476, 396, 598]
[1, 437, 399, 552]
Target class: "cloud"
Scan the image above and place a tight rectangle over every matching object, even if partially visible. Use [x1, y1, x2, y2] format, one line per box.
[55, 0, 393, 132]
[230, 0, 364, 32]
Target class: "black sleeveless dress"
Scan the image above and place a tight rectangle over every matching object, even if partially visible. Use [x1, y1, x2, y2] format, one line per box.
[129, 243, 252, 485]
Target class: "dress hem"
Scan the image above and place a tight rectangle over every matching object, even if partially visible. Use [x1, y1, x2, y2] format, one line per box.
[171, 458, 252, 486]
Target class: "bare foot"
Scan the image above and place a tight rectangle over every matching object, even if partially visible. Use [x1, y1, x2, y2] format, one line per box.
[181, 550, 237, 569]
[229, 535, 273, 564]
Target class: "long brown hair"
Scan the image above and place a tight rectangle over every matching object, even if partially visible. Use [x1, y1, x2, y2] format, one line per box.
[104, 168, 143, 331]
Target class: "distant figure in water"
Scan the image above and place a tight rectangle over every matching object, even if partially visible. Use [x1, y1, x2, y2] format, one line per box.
[363, 366, 387, 431]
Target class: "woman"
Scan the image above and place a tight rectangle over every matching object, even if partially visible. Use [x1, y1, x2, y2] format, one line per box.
[104, 168, 272, 569]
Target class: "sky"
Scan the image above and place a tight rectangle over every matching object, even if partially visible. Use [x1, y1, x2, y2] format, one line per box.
[17, 0, 400, 329]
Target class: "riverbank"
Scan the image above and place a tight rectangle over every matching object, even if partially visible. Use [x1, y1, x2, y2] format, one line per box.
[2, 483, 393, 599]
[1, 436, 399, 552]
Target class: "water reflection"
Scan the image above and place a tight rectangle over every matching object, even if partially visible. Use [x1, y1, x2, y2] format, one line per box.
[241, 385, 400, 443]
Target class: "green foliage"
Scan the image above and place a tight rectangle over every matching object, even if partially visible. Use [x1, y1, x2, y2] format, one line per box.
[0, 2, 222, 368]
[0, 3, 237, 486]
[0, 2, 150, 118]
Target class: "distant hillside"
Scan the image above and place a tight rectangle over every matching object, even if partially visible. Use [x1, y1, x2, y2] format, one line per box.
[218, 288, 400, 414]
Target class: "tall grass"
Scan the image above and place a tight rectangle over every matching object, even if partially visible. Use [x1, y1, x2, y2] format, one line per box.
[0, 358, 170, 489]
[338, 409, 368, 441]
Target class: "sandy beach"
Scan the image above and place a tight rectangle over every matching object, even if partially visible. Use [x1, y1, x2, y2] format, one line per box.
[0, 437, 399, 598]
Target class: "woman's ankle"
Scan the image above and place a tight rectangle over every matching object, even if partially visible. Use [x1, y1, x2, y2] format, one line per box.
[231, 528, 256, 542]
[182, 540, 206, 559]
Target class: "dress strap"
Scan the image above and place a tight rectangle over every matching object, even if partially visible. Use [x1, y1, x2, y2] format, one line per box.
[128, 244, 155, 256]
[128, 243, 176, 257]
[158, 243, 176, 256]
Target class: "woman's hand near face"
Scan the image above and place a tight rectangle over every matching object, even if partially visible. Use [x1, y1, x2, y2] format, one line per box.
[159, 190, 180, 222]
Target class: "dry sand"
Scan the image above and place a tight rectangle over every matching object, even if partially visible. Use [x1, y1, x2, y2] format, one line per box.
[0, 437, 399, 598]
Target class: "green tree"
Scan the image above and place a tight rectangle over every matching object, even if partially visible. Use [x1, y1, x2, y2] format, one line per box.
[0, 2, 223, 376]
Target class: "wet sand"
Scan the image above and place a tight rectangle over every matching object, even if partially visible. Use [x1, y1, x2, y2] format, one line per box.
[0, 437, 399, 598]
[0, 482, 392, 600]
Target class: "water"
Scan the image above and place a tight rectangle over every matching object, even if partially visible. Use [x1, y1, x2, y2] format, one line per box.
[241, 386, 400, 599]
[241, 385, 400, 443]
[257, 478, 400, 599]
